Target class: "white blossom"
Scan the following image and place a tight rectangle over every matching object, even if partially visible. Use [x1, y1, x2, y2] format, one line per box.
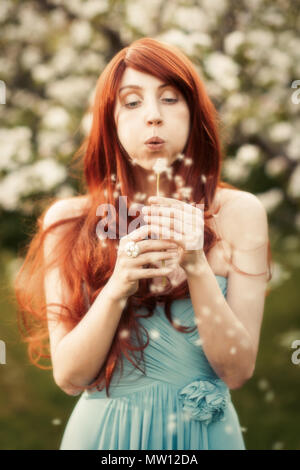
[46, 77, 95, 107]
[222, 158, 250, 183]
[70, 20, 92, 46]
[51, 47, 78, 75]
[204, 53, 240, 91]
[173, 7, 210, 33]
[0, 127, 32, 171]
[42, 107, 70, 129]
[32, 64, 55, 84]
[236, 145, 260, 165]
[265, 156, 288, 177]
[21, 46, 42, 69]
[286, 136, 300, 161]
[224, 31, 245, 56]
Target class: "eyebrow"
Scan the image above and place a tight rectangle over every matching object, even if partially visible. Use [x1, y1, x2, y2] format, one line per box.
[118, 83, 172, 94]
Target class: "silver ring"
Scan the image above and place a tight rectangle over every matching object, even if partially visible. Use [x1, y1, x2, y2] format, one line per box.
[124, 240, 140, 258]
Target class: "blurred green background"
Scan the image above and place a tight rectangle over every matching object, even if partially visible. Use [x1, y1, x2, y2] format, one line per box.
[1, 0, 300, 450]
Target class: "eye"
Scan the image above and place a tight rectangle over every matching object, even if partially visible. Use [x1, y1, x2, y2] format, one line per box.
[124, 98, 178, 109]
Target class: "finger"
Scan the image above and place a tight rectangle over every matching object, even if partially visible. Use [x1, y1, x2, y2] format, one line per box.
[120, 224, 165, 244]
[141, 223, 186, 249]
[143, 214, 185, 234]
[142, 205, 183, 222]
[132, 266, 175, 280]
[137, 239, 178, 253]
[131, 250, 178, 266]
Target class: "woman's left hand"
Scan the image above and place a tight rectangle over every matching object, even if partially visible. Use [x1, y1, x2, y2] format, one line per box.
[141, 196, 206, 271]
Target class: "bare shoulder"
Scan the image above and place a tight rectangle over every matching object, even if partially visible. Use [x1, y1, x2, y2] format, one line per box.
[215, 188, 269, 249]
[43, 195, 91, 230]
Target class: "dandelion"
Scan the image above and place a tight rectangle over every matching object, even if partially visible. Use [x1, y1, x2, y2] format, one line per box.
[152, 157, 169, 286]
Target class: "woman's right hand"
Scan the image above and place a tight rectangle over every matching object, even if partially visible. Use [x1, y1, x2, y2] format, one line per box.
[106, 225, 179, 302]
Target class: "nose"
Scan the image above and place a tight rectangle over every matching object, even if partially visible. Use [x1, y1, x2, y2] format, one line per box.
[145, 100, 163, 127]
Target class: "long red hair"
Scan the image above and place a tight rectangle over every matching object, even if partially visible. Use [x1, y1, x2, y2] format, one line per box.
[14, 37, 272, 397]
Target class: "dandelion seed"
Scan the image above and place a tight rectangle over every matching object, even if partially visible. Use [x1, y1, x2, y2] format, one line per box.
[116, 182, 122, 190]
[113, 191, 119, 198]
[201, 306, 211, 316]
[214, 315, 222, 323]
[179, 186, 192, 199]
[194, 338, 203, 347]
[172, 192, 180, 198]
[149, 329, 160, 340]
[226, 329, 236, 337]
[182, 410, 192, 421]
[240, 338, 251, 349]
[215, 296, 223, 305]
[134, 192, 146, 202]
[150, 283, 159, 293]
[229, 346, 237, 354]
[167, 421, 177, 433]
[119, 328, 130, 339]
[51, 418, 61, 426]
[241, 426, 248, 433]
[103, 189, 108, 198]
[153, 157, 169, 175]
[174, 175, 184, 187]
[225, 425, 233, 434]
[184, 157, 193, 166]
[201, 174, 207, 184]
[111, 173, 116, 182]
[272, 441, 284, 450]
[265, 390, 274, 402]
[119, 298, 127, 310]
[257, 378, 269, 391]
[176, 153, 185, 161]
[148, 174, 156, 182]
[168, 413, 177, 422]
[173, 317, 181, 326]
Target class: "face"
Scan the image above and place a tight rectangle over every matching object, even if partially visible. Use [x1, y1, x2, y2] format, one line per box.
[114, 67, 190, 171]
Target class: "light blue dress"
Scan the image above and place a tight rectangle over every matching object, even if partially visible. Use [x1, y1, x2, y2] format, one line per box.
[59, 275, 246, 450]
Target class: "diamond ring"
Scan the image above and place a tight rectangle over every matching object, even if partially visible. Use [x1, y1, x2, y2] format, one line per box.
[124, 240, 140, 258]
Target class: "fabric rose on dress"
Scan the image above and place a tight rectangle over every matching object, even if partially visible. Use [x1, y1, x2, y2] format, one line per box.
[177, 377, 230, 426]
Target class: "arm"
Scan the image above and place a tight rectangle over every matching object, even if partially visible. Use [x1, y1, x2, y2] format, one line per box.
[185, 192, 270, 389]
[44, 199, 128, 396]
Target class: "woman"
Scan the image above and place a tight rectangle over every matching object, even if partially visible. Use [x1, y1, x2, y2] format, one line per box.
[14, 37, 272, 450]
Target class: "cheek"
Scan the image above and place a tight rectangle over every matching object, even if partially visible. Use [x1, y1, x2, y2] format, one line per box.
[172, 106, 190, 137]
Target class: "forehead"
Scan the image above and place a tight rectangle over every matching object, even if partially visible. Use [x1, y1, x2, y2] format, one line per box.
[118, 67, 166, 90]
